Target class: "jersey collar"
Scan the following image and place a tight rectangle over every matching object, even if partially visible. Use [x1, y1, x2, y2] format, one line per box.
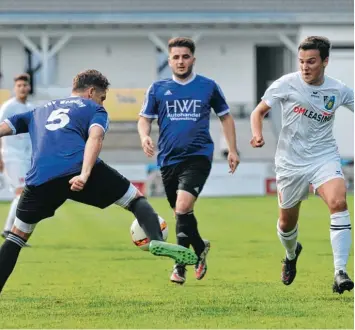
[172, 72, 196, 85]
[298, 71, 328, 89]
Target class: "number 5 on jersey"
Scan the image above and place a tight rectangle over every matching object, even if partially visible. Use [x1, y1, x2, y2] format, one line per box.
[45, 108, 70, 131]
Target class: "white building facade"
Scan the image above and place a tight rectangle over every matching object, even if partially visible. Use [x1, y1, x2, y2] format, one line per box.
[0, 0, 353, 157]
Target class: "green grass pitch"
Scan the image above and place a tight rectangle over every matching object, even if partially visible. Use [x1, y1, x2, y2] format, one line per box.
[0, 196, 353, 329]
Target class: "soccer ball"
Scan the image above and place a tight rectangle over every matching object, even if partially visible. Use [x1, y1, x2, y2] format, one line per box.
[130, 216, 168, 251]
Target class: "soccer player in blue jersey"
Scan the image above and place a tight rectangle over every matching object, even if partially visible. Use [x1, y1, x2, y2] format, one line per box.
[0, 69, 198, 294]
[138, 37, 239, 284]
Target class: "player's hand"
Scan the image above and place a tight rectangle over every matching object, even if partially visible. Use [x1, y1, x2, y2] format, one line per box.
[250, 135, 265, 148]
[141, 136, 155, 157]
[228, 151, 240, 174]
[69, 173, 90, 192]
[0, 159, 4, 173]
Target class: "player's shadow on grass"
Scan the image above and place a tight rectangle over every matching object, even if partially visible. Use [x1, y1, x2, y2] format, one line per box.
[318, 295, 353, 302]
[35, 244, 129, 251]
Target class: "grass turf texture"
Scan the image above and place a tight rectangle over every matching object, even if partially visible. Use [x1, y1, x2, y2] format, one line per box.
[0, 196, 353, 329]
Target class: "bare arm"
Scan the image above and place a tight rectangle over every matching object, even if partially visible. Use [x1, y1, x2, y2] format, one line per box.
[250, 101, 271, 148]
[220, 113, 237, 153]
[69, 126, 104, 191]
[81, 126, 104, 177]
[0, 121, 15, 138]
[0, 121, 13, 172]
[219, 113, 239, 173]
[137, 116, 155, 157]
[138, 116, 152, 140]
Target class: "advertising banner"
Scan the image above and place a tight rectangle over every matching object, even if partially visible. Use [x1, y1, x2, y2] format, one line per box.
[104, 89, 145, 121]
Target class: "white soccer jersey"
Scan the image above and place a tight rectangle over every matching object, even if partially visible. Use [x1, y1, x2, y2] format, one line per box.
[0, 97, 33, 162]
[262, 72, 354, 173]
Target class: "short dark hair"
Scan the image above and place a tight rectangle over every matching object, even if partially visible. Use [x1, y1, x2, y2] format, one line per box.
[168, 37, 195, 54]
[298, 36, 331, 61]
[14, 73, 30, 83]
[72, 69, 110, 92]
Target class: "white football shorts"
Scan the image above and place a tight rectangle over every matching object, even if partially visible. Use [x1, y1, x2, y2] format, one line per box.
[4, 160, 31, 190]
[276, 160, 345, 209]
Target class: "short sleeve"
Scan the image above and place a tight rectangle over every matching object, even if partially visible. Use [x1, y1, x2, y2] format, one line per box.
[341, 85, 354, 112]
[210, 81, 230, 117]
[0, 103, 14, 123]
[262, 77, 289, 108]
[89, 106, 109, 134]
[5, 111, 32, 134]
[140, 84, 158, 119]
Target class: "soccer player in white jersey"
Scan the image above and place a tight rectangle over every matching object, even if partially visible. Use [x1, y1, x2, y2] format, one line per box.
[0, 74, 33, 243]
[250, 36, 354, 294]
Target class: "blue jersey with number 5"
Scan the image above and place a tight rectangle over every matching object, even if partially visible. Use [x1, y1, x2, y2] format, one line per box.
[4, 97, 109, 186]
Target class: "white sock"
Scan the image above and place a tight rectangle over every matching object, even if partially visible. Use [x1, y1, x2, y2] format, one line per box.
[3, 196, 20, 232]
[330, 210, 351, 274]
[277, 220, 298, 260]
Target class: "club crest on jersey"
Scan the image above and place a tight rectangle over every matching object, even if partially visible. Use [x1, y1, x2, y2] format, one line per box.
[324, 96, 335, 111]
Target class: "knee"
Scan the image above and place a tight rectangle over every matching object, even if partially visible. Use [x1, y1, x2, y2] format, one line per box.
[175, 201, 193, 214]
[328, 198, 347, 213]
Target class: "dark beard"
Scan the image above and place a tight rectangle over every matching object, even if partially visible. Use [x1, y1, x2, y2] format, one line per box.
[174, 67, 193, 80]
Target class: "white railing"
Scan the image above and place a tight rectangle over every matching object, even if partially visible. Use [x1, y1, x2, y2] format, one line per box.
[0, 0, 351, 13]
